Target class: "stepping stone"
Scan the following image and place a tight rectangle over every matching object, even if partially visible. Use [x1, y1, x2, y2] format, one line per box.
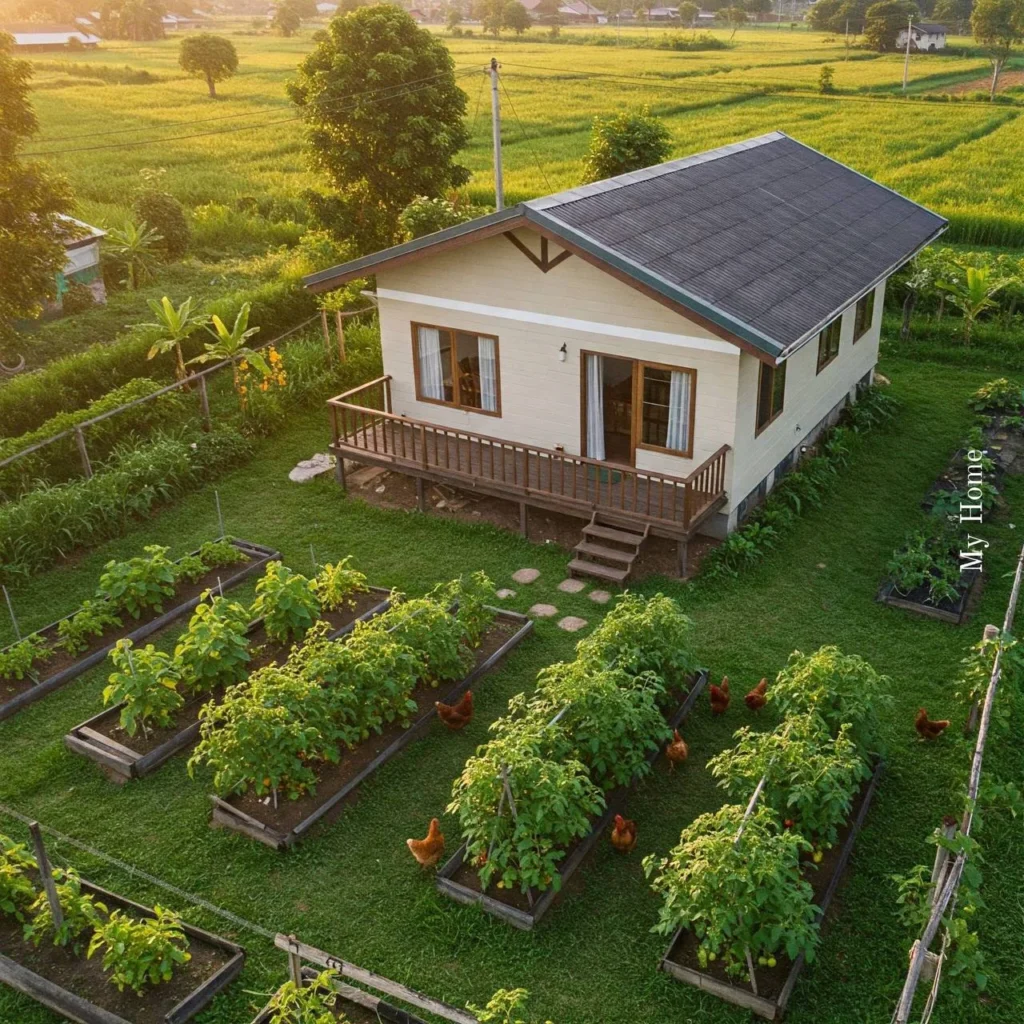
[529, 603, 558, 618]
[558, 578, 585, 594]
[512, 568, 540, 584]
[588, 590, 611, 604]
[288, 452, 335, 483]
[495, 588, 516, 599]
[558, 616, 588, 632]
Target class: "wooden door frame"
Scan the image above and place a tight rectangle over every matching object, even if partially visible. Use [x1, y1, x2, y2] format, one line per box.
[580, 349, 637, 468]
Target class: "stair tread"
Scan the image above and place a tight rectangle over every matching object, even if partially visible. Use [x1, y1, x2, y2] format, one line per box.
[583, 523, 646, 546]
[567, 558, 630, 583]
[574, 541, 638, 565]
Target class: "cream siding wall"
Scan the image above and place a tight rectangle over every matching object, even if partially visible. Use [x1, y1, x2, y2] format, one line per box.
[728, 280, 885, 523]
[376, 230, 741, 478]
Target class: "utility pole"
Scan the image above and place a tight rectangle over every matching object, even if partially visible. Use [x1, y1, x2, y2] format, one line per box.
[776, 0, 781, 30]
[902, 17, 913, 92]
[489, 58, 504, 211]
[844, 18, 849, 59]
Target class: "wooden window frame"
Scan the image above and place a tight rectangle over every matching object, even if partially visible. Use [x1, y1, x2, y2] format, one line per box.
[410, 321, 502, 418]
[816, 316, 842, 374]
[853, 290, 875, 343]
[579, 351, 697, 464]
[754, 360, 786, 437]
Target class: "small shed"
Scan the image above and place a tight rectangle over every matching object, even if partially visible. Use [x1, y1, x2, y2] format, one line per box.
[897, 22, 947, 51]
[1, 24, 101, 50]
[53, 217, 107, 313]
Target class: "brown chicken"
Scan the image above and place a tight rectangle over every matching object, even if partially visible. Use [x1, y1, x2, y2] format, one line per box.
[666, 729, 689, 771]
[915, 708, 951, 741]
[709, 676, 730, 715]
[744, 678, 768, 712]
[436, 690, 473, 730]
[610, 815, 638, 853]
[406, 818, 445, 868]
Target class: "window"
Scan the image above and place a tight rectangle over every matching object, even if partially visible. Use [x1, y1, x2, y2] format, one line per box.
[638, 364, 695, 457]
[755, 361, 786, 434]
[853, 291, 875, 342]
[816, 317, 842, 373]
[412, 323, 500, 415]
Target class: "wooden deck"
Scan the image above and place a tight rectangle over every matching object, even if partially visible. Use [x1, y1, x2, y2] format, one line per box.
[327, 377, 729, 540]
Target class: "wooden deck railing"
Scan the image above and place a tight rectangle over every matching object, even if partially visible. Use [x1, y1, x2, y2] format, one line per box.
[328, 376, 729, 534]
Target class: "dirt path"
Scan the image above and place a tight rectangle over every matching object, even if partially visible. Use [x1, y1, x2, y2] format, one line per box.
[941, 69, 1024, 94]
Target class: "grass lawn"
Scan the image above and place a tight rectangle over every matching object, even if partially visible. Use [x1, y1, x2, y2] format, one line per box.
[1, 354, 1022, 1024]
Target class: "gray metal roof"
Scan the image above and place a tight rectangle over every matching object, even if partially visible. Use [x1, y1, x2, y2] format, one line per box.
[305, 132, 946, 360]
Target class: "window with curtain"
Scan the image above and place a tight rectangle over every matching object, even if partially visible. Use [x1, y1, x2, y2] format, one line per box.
[816, 316, 842, 373]
[853, 291, 875, 342]
[756, 360, 786, 434]
[639, 364, 694, 457]
[413, 323, 500, 415]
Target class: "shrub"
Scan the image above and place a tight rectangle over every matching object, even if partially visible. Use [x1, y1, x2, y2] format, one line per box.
[582, 108, 672, 184]
[0, 633, 50, 681]
[432, 570, 496, 648]
[104, 640, 183, 736]
[970, 377, 1024, 413]
[398, 194, 488, 240]
[96, 544, 178, 618]
[198, 538, 247, 568]
[252, 561, 321, 643]
[378, 596, 470, 685]
[0, 833, 37, 922]
[174, 594, 251, 693]
[61, 280, 96, 315]
[311, 556, 369, 612]
[266, 969, 339, 1023]
[133, 190, 190, 260]
[87, 906, 191, 995]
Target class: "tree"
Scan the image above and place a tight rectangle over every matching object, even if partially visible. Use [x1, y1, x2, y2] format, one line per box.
[934, 0, 972, 33]
[718, 4, 748, 36]
[446, 3, 463, 29]
[478, 0, 504, 35]
[503, 0, 532, 32]
[678, 0, 699, 23]
[142, 296, 204, 380]
[178, 33, 238, 98]
[744, 0, 773, 18]
[809, 0, 844, 27]
[399, 194, 487, 240]
[272, 1, 302, 35]
[133, 181, 190, 260]
[582, 108, 671, 184]
[819, 64, 836, 91]
[972, 0, 1024, 98]
[0, 32, 71, 352]
[105, 219, 162, 290]
[936, 265, 1008, 345]
[864, 0, 918, 49]
[103, 0, 166, 41]
[288, 5, 470, 254]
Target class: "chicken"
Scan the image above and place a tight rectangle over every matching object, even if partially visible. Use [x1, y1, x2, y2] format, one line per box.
[666, 729, 689, 771]
[915, 708, 951, 741]
[436, 690, 473, 730]
[744, 678, 768, 712]
[610, 815, 637, 853]
[709, 676, 730, 715]
[406, 818, 445, 868]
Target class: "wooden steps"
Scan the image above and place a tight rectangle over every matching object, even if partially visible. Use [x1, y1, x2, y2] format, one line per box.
[569, 513, 649, 585]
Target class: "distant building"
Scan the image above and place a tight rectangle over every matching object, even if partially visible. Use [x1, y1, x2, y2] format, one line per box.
[161, 12, 199, 29]
[50, 217, 107, 315]
[897, 22, 947, 51]
[1, 24, 101, 50]
[316, 2, 339, 13]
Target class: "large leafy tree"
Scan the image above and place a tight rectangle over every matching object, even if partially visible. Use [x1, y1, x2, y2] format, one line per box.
[178, 33, 238, 98]
[102, 0, 166, 41]
[972, 0, 1024, 97]
[0, 32, 72, 352]
[934, 0, 973, 31]
[288, 5, 470, 255]
[864, 0, 919, 50]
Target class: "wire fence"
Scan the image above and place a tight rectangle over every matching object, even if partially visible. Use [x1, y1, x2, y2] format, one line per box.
[891, 540, 1024, 1024]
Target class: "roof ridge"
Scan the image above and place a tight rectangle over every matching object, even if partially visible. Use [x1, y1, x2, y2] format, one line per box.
[527, 131, 788, 212]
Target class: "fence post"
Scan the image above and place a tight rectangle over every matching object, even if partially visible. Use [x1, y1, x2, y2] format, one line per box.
[320, 309, 331, 355]
[335, 311, 346, 363]
[287, 934, 304, 988]
[28, 823, 63, 931]
[197, 375, 211, 431]
[74, 427, 92, 479]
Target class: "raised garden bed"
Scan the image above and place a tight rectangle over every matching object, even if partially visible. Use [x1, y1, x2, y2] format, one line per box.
[435, 668, 710, 930]
[878, 570, 981, 625]
[63, 587, 393, 782]
[0, 879, 244, 1024]
[0, 539, 278, 723]
[657, 758, 884, 1020]
[210, 607, 533, 850]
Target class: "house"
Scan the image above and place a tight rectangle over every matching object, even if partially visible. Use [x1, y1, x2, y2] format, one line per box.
[52, 217, 107, 313]
[2, 24, 101, 50]
[896, 22, 947, 50]
[305, 133, 945, 580]
[647, 7, 680, 20]
[316, 2, 339, 13]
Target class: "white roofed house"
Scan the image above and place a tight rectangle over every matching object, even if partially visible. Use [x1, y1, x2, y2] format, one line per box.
[897, 22, 947, 50]
[50, 217, 107, 315]
[306, 133, 945, 581]
[2, 24, 101, 49]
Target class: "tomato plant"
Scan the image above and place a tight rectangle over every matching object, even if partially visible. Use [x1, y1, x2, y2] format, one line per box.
[266, 968, 339, 1024]
[769, 645, 892, 755]
[104, 639, 183, 737]
[433, 570, 497, 648]
[174, 592, 251, 693]
[0, 832, 36, 922]
[707, 714, 870, 848]
[95, 545, 178, 619]
[0, 633, 50, 680]
[644, 804, 819, 975]
[24, 867, 107, 953]
[311, 556, 368, 612]
[448, 723, 605, 894]
[56, 599, 123, 655]
[87, 906, 191, 995]
[252, 561, 321, 643]
[379, 595, 470, 686]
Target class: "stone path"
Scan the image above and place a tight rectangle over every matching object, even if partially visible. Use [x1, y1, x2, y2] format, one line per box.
[558, 616, 588, 632]
[557, 578, 585, 594]
[512, 568, 540, 585]
[529, 603, 558, 618]
[588, 590, 611, 604]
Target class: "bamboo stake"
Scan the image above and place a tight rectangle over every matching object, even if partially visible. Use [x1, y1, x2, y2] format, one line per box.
[28, 822, 63, 930]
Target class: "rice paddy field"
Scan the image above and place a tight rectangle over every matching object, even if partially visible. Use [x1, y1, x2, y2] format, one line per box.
[22, 23, 1024, 249]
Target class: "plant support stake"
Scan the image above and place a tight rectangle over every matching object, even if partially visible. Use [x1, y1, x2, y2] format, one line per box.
[2, 585, 21, 641]
[215, 489, 225, 540]
[28, 822, 63, 930]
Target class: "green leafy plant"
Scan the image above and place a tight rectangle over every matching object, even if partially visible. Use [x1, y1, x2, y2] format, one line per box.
[310, 556, 368, 612]
[141, 295, 205, 381]
[644, 804, 819, 976]
[174, 593, 251, 694]
[888, 531, 935, 593]
[936, 265, 1008, 345]
[0, 833, 37, 922]
[96, 545, 178, 619]
[468, 988, 552, 1024]
[266, 968, 341, 1024]
[252, 561, 321, 643]
[57, 599, 124, 655]
[435, 570, 496, 648]
[103, 640, 183, 737]
[379, 595, 470, 686]
[87, 906, 191, 995]
[104, 218, 163, 291]
[23, 867, 107, 953]
[198, 538, 247, 568]
[0, 633, 49, 680]
[970, 377, 1024, 414]
[173, 553, 208, 584]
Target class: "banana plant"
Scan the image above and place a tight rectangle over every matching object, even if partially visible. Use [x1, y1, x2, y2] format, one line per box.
[142, 296, 205, 381]
[187, 301, 267, 401]
[104, 219, 162, 291]
[936, 265, 1008, 347]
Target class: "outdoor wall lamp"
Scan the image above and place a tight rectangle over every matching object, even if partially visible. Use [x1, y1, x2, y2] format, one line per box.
[558, 343, 567, 362]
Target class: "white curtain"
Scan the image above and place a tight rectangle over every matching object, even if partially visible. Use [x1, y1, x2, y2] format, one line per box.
[666, 370, 692, 453]
[478, 336, 498, 412]
[586, 353, 605, 461]
[417, 326, 444, 401]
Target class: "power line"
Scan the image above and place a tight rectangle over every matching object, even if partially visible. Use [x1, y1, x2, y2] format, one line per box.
[498, 73, 553, 195]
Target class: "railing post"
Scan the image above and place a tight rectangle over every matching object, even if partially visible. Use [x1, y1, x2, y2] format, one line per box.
[335, 310, 346, 363]
[74, 427, 92, 479]
[384, 377, 392, 414]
